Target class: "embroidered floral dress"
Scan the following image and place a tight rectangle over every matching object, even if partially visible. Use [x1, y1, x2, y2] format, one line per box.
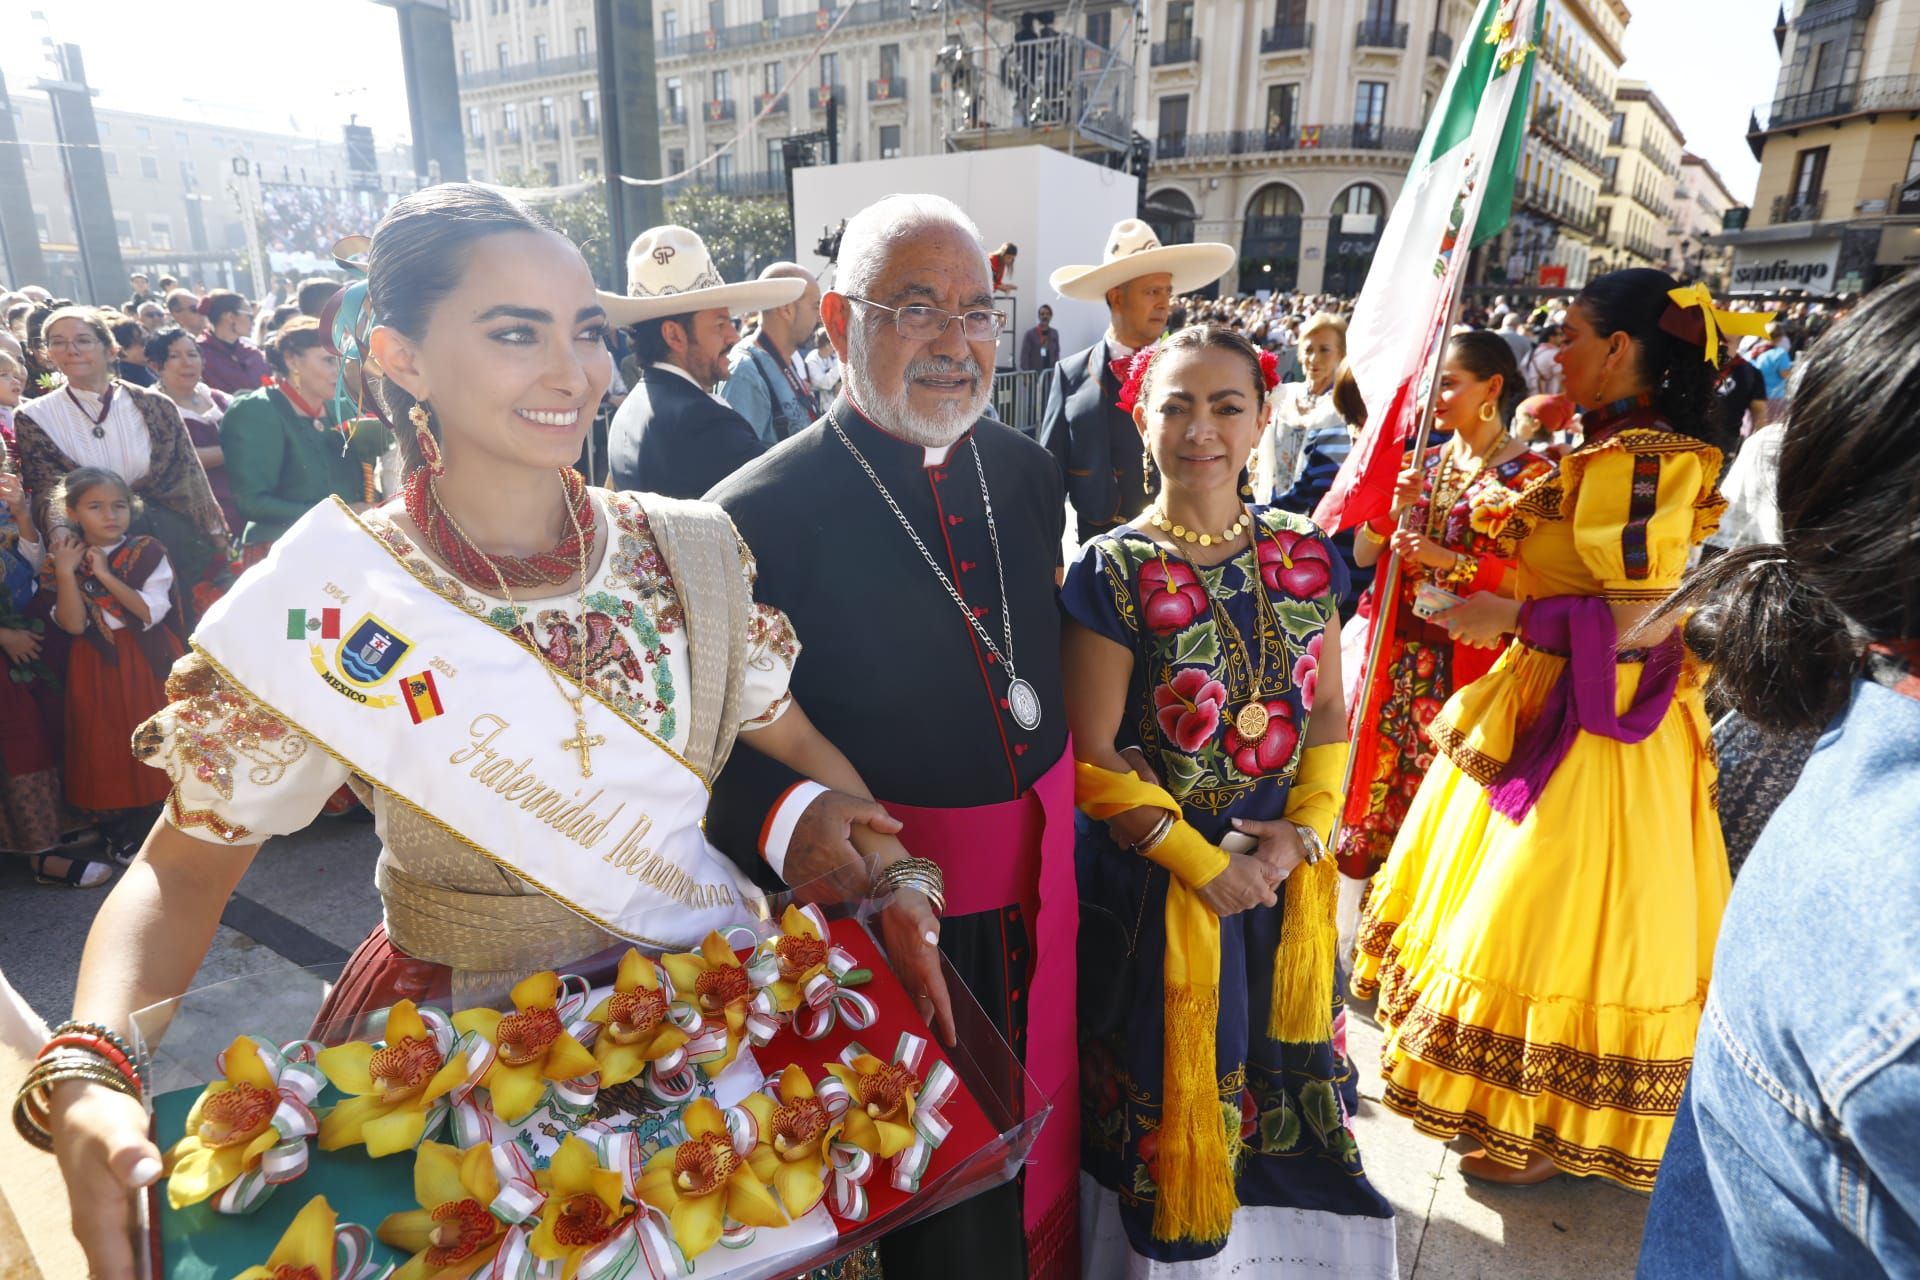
[1335, 447, 1554, 879]
[1062, 507, 1395, 1275]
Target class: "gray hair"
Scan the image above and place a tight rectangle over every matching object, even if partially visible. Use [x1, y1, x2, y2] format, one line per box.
[834, 194, 987, 301]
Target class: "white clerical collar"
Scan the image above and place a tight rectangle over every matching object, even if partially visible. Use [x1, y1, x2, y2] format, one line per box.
[922, 440, 957, 467]
[841, 391, 964, 469]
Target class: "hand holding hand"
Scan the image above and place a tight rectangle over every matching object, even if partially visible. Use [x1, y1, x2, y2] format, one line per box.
[786, 790, 903, 906]
[1389, 528, 1456, 570]
[876, 891, 956, 1044]
[1436, 590, 1522, 649]
[1229, 816, 1310, 885]
[51, 536, 85, 575]
[1194, 852, 1281, 917]
[51, 1079, 163, 1280]
[84, 546, 113, 581]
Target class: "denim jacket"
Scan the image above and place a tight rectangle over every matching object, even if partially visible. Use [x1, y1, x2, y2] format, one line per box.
[1640, 678, 1920, 1278]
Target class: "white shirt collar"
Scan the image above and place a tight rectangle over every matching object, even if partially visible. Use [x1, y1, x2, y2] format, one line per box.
[1105, 332, 1136, 360]
[922, 440, 957, 467]
[650, 360, 729, 407]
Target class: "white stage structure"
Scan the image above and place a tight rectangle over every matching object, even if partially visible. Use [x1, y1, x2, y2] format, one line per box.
[792, 146, 1140, 370]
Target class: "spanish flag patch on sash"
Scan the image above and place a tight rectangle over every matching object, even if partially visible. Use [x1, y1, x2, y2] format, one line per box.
[401, 670, 444, 724]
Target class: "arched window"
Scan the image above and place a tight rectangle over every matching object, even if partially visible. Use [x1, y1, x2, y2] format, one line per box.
[1240, 183, 1304, 290]
[1325, 184, 1387, 295]
[1145, 187, 1198, 247]
[1332, 182, 1387, 218]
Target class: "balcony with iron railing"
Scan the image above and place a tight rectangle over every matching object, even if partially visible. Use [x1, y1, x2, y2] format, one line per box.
[808, 83, 846, 110]
[571, 116, 600, 136]
[1752, 74, 1920, 132]
[930, 70, 947, 95]
[702, 99, 736, 124]
[1261, 23, 1312, 53]
[1428, 29, 1453, 61]
[662, 168, 792, 198]
[942, 31, 1134, 153]
[868, 76, 906, 102]
[1152, 121, 1421, 162]
[493, 127, 523, 145]
[459, 49, 595, 90]
[1357, 19, 1410, 49]
[1770, 189, 1827, 223]
[465, 133, 485, 150]
[756, 91, 789, 115]
[1637, 135, 1677, 175]
[1151, 38, 1200, 66]
[659, 0, 918, 59]
[531, 121, 561, 142]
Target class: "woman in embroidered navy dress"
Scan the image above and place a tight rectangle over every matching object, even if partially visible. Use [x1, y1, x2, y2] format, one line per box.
[1062, 325, 1394, 1277]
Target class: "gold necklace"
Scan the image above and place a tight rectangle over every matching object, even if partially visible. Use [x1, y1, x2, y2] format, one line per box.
[434, 472, 604, 778]
[1152, 517, 1278, 743]
[1426, 428, 1510, 541]
[1147, 504, 1251, 549]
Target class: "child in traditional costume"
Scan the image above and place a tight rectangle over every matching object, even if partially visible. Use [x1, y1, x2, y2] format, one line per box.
[45, 466, 182, 859]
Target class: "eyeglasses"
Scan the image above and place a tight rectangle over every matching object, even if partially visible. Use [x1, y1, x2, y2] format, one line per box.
[844, 296, 1006, 343]
[46, 336, 102, 353]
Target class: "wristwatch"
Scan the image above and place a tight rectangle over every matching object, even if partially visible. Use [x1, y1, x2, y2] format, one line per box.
[1291, 822, 1326, 866]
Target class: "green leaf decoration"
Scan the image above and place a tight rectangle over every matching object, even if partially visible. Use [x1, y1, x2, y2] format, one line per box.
[1131, 1161, 1158, 1197]
[1162, 751, 1206, 797]
[1301, 1080, 1342, 1143]
[1169, 621, 1221, 669]
[1272, 597, 1330, 641]
[840, 968, 872, 987]
[1259, 1100, 1301, 1153]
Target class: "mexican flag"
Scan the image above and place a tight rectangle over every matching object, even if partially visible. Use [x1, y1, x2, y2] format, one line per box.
[1314, 0, 1545, 533]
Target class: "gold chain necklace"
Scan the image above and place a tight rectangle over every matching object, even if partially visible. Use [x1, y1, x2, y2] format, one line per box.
[1146, 504, 1251, 549]
[433, 472, 605, 778]
[1425, 428, 1510, 541]
[1153, 513, 1278, 743]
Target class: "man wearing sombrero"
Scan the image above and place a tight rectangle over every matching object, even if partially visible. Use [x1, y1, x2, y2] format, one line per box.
[603, 226, 806, 499]
[1038, 219, 1234, 543]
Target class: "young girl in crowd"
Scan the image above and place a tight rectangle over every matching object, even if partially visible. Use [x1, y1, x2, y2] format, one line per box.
[45, 466, 182, 862]
[0, 349, 25, 443]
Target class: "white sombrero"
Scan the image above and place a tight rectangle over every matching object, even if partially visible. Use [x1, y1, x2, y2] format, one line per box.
[598, 225, 805, 326]
[1049, 218, 1236, 302]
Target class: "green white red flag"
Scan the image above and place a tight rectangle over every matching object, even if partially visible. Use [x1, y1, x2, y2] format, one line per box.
[1313, 0, 1544, 533]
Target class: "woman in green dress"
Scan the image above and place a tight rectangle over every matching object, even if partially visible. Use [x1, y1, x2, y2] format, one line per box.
[219, 315, 392, 563]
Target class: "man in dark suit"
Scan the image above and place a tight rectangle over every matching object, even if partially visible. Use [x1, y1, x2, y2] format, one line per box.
[599, 225, 806, 497]
[1037, 218, 1234, 543]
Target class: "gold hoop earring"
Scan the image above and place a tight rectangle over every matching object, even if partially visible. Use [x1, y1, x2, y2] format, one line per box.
[1479, 401, 1497, 423]
[410, 401, 444, 476]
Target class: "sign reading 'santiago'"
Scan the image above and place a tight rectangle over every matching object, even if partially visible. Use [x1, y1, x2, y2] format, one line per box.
[1729, 239, 1840, 294]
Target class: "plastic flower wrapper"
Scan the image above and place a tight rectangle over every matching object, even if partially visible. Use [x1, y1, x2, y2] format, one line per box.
[758, 905, 877, 1040]
[375, 1141, 519, 1280]
[165, 1035, 324, 1213]
[317, 1000, 486, 1158]
[823, 1033, 960, 1194]
[452, 971, 600, 1124]
[659, 930, 779, 1077]
[737, 1065, 832, 1219]
[635, 1097, 785, 1258]
[528, 1134, 637, 1280]
[581, 949, 694, 1096]
[229, 1194, 389, 1280]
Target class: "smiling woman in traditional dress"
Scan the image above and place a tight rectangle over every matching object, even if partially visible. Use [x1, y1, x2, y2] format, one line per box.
[25, 184, 950, 1280]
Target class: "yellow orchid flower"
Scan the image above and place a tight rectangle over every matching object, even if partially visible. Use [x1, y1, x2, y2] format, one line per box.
[660, 932, 756, 1075]
[165, 1037, 290, 1209]
[765, 905, 832, 1014]
[452, 972, 599, 1124]
[824, 1052, 921, 1160]
[584, 950, 690, 1087]
[231, 1193, 338, 1280]
[635, 1098, 786, 1258]
[377, 1141, 507, 1280]
[317, 1000, 472, 1158]
[739, 1065, 832, 1218]
[527, 1135, 633, 1280]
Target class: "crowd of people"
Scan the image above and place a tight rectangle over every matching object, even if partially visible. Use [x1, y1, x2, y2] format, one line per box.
[3, 179, 1915, 1280]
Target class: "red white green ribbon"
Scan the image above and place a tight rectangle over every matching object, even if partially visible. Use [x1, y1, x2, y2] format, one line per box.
[886, 1034, 958, 1194]
[487, 1142, 546, 1227]
[793, 947, 878, 1041]
[330, 1221, 392, 1280]
[816, 1073, 875, 1220]
[208, 1036, 328, 1215]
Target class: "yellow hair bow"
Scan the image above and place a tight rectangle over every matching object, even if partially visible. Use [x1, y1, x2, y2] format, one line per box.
[1665, 284, 1774, 366]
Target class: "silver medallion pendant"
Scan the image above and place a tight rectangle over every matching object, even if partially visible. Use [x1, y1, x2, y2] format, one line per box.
[1007, 677, 1043, 732]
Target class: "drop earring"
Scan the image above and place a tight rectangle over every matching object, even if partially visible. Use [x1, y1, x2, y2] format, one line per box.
[410, 402, 444, 476]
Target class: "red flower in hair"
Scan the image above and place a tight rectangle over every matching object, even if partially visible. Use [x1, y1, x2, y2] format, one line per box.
[1257, 349, 1282, 393]
[1112, 345, 1159, 414]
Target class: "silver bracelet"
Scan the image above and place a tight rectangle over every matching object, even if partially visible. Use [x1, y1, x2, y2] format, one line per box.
[1291, 822, 1326, 865]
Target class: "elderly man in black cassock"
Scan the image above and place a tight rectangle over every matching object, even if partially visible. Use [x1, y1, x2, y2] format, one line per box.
[704, 194, 1079, 1280]
[1038, 219, 1235, 544]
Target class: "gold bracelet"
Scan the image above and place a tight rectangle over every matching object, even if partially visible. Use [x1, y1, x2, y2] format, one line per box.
[12, 1061, 140, 1152]
[1132, 812, 1175, 856]
[874, 857, 946, 914]
[885, 870, 947, 914]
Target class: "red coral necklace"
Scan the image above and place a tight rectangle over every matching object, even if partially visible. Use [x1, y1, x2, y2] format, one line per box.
[402, 465, 592, 590]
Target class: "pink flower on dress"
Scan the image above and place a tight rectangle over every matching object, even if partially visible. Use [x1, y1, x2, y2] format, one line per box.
[1139, 558, 1210, 634]
[1226, 700, 1300, 776]
[1153, 669, 1227, 752]
[1292, 633, 1324, 712]
[1257, 528, 1333, 599]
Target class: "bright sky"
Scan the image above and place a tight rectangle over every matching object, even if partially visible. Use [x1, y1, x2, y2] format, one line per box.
[9, 0, 1779, 203]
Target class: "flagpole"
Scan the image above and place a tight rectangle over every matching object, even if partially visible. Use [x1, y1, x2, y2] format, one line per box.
[1334, 260, 1473, 846]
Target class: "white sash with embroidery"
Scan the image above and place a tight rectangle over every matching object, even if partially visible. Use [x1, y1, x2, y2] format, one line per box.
[193, 498, 755, 946]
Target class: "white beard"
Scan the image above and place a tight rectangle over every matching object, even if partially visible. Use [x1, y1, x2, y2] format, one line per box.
[845, 325, 989, 447]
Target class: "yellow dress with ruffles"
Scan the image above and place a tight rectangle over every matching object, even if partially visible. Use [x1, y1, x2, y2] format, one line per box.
[1349, 426, 1731, 1191]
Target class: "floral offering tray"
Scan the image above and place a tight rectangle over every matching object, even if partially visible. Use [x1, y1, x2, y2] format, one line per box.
[135, 907, 1041, 1280]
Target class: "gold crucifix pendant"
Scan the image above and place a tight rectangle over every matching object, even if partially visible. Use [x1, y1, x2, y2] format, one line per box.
[562, 713, 607, 778]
